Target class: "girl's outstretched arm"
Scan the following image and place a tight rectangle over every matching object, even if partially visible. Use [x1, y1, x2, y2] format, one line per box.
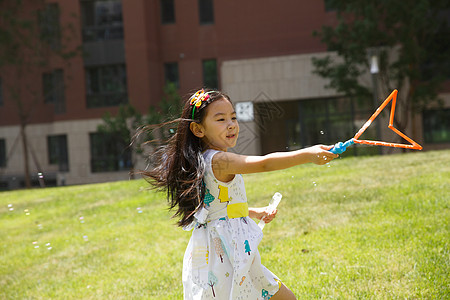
[212, 145, 338, 181]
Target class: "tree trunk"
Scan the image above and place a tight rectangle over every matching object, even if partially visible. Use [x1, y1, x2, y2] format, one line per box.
[20, 123, 31, 188]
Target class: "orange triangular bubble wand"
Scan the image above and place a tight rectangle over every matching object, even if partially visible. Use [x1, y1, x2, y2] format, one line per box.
[330, 89, 422, 154]
[353, 89, 422, 149]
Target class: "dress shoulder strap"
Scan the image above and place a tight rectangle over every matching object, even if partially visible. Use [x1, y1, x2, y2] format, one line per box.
[202, 149, 221, 167]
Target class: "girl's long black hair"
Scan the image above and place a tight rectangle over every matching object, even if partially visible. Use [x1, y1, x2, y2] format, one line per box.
[142, 89, 231, 227]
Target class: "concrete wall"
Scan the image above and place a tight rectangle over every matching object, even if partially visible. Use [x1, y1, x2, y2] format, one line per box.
[0, 119, 133, 187]
[222, 52, 341, 155]
[222, 52, 339, 103]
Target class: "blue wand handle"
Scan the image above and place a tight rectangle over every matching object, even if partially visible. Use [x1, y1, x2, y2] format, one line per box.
[329, 139, 355, 154]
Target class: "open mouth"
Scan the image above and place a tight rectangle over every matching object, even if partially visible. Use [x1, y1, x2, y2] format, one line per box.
[226, 134, 236, 139]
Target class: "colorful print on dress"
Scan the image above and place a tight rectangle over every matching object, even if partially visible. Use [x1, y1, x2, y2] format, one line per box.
[204, 187, 215, 207]
[219, 235, 230, 259]
[213, 237, 225, 263]
[244, 240, 251, 256]
[208, 271, 218, 297]
[239, 276, 246, 286]
[262, 288, 273, 300]
[218, 185, 230, 202]
[192, 246, 208, 268]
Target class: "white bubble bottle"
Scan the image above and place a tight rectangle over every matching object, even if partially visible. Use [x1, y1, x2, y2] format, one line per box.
[258, 192, 282, 230]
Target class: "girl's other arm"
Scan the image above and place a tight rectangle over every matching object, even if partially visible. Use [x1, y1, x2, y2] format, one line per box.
[213, 145, 338, 181]
[248, 207, 277, 223]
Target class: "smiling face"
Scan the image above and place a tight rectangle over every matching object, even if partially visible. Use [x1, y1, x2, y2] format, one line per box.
[190, 97, 239, 152]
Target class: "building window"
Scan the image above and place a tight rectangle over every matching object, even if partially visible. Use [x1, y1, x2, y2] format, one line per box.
[295, 98, 356, 146]
[164, 62, 179, 87]
[0, 139, 6, 167]
[272, 97, 377, 156]
[324, 0, 337, 11]
[47, 135, 69, 171]
[86, 64, 128, 108]
[160, 0, 175, 24]
[198, 0, 214, 24]
[39, 3, 61, 50]
[202, 59, 218, 89]
[43, 69, 65, 113]
[423, 109, 450, 143]
[89, 132, 131, 172]
[81, 0, 124, 42]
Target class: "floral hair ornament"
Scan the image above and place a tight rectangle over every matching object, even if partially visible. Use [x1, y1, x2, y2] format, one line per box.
[190, 89, 210, 120]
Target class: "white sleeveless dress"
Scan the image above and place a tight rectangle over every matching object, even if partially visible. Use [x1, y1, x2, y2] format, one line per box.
[182, 149, 281, 300]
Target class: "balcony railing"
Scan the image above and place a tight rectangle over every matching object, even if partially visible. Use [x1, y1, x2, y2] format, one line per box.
[86, 92, 127, 108]
[82, 24, 123, 42]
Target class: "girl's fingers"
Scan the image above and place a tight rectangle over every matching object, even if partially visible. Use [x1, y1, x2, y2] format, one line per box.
[320, 144, 334, 150]
[263, 208, 277, 222]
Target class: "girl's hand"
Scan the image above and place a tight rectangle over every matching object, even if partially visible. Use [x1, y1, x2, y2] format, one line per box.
[249, 206, 278, 223]
[308, 145, 339, 165]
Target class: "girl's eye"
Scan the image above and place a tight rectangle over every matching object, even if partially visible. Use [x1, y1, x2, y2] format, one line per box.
[217, 118, 225, 122]
[232, 117, 237, 120]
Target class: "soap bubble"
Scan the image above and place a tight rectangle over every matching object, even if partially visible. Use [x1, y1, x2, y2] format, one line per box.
[320, 130, 324, 135]
[313, 182, 317, 187]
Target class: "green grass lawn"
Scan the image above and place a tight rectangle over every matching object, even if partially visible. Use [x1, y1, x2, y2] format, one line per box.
[1, 150, 449, 299]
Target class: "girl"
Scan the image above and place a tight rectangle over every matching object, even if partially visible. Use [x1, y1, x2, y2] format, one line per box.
[144, 89, 338, 299]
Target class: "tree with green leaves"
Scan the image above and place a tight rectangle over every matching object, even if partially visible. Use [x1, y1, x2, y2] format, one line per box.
[97, 104, 143, 178]
[97, 83, 182, 176]
[313, 0, 449, 144]
[0, 0, 81, 187]
[146, 82, 182, 143]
